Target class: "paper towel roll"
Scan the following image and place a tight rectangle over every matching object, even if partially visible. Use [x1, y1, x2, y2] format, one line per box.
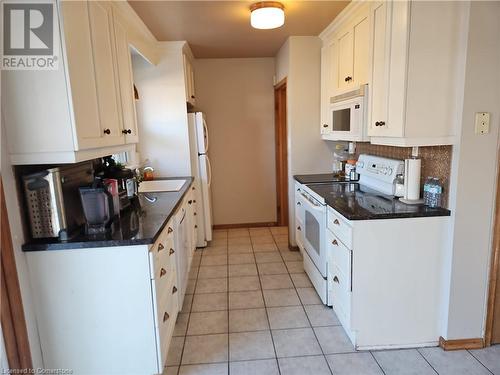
[404, 158, 421, 200]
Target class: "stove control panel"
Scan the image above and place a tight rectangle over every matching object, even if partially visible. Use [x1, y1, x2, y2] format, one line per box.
[356, 154, 405, 195]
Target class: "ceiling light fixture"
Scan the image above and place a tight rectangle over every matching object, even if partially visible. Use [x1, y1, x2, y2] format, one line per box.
[250, 2, 285, 30]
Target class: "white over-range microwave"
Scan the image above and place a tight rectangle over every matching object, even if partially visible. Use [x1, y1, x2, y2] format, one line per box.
[322, 84, 368, 142]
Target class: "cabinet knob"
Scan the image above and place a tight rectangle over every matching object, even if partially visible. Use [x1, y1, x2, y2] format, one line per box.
[332, 239, 338, 246]
[122, 129, 132, 134]
[297, 226, 301, 231]
[169, 248, 175, 256]
[322, 124, 329, 128]
[163, 312, 170, 322]
[193, 200, 196, 203]
[172, 286, 178, 294]
[160, 268, 167, 277]
[333, 219, 340, 225]
[191, 95, 195, 99]
[188, 200, 192, 204]
[297, 202, 301, 206]
[103, 128, 111, 135]
[194, 225, 198, 229]
[168, 227, 173, 234]
[379, 121, 385, 126]
[158, 243, 165, 252]
[194, 212, 197, 216]
[333, 276, 339, 283]
[344, 76, 352, 82]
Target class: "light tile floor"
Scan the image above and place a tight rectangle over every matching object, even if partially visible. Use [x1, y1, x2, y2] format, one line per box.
[165, 226, 500, 375]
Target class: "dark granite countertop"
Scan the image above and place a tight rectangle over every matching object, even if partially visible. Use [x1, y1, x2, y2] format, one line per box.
[22, 177, 194, 251]
[306, 182, 451, 220]
[294, 173, 348, 184]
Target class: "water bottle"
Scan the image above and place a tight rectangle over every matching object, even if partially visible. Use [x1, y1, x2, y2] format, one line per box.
[427, 178, 443, 208]
[423, 177, 433, 206]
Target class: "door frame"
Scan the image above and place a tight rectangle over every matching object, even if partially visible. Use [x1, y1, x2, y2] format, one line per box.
[485, 160, 500, 346]
[1, 179, 33, 369]
[274, 78, 288, 227]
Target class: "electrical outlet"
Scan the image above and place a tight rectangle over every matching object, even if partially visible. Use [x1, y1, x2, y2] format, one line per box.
[475, 112, 490, 135]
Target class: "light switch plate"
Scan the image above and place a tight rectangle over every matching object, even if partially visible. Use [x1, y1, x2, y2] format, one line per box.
[475, 112, 490, 135]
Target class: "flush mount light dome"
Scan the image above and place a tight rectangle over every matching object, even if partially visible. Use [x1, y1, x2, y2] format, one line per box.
[250, 2, 285, 30]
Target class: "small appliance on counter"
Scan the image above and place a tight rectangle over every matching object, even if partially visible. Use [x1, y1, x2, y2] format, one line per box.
[22, 162, 94, 240]
[79, 180, 115, 235]
[96, 157, 137, 212]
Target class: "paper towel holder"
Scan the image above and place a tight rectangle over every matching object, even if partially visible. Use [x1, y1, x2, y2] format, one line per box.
[399, 157, 425, 205]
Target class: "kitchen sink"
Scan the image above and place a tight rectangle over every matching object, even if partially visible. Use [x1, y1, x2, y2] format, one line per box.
[138, 179, 186, 193]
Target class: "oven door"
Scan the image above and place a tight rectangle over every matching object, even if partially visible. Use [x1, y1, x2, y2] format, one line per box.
[300, 191, 327, 277]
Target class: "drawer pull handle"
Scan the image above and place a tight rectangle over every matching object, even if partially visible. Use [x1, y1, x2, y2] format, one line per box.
[168, 227, 173, 234]
[297, 202, 301, 206]
[158, 243, 165, 252]
[163, 312, 170, 322]
[332, 239, 338, 246]
[297, 226, 301, 231]
[333, 276, 339, 283]
[172, 286, 178, 294]
[169, 248, 175, 256]
[160, 268, 167, 277]
[333, 219, 340, 225]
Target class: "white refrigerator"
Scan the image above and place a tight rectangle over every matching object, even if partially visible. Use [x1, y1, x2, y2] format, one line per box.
[187, 112, 213, 247]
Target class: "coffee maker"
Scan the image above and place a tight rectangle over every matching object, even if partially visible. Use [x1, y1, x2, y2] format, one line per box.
[96, 157, 137, 212]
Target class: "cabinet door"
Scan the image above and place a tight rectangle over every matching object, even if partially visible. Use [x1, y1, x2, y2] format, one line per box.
[320, 45, 331, 134]
[113, 13, 139, 144]
[88, 1, 124, 146]
[184, 55, 196, 105]
[337, 29, 354, 91]
[60, 1, 103, 151]
[368, 1, 390, 136]
[352, 15, 369, 86]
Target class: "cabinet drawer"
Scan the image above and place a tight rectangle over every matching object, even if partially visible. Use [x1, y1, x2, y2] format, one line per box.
[155, 275, 179, 369]
[329, 264, 351, 327]
[327, 229, 351, 279]
[150, 222, 176, 280]
[327, 207, 353, 249]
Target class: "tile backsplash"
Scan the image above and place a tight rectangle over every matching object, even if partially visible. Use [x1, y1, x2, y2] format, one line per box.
[354, 143, 452, 207]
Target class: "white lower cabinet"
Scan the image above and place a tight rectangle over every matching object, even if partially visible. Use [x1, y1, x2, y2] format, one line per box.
[26, 190, 197, 374]
[325, 206, 450, 350]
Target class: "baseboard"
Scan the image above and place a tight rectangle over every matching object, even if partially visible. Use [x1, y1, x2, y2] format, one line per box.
[213, 222, 278, 230]
[289, 245, 299, 252]
[439, 336, 484, 351]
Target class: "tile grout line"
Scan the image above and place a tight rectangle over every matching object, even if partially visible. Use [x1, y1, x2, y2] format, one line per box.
[415, 348, 440, 375]
[251, 230, 282, 375]
[467, 349, 495, 375]
[368, 351, 387, 375]
[273, 232, 335, 375]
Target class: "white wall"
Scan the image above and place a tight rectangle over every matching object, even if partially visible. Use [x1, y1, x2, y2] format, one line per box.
[132, 42, 191, 177]
[442, 1, 500, 340]
[275, 36, 336, 245]
[194, 58, 277, 225]
[0, 119, 43, 367]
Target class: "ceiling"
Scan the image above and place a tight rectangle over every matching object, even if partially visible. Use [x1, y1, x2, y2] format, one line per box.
[128, 1, 350, 58]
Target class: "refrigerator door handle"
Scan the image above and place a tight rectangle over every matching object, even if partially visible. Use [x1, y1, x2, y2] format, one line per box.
[206, 155, 212, 187]
[203, 118, 209, 153]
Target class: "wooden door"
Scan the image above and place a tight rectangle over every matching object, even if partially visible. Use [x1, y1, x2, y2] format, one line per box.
[486, 164, 500, 345]
[1, 180, 32, 369]
[88, 1, 124, 146]
[274, 80, 288, 227]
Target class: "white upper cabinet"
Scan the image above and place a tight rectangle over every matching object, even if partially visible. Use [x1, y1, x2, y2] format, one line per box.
[114, 11, 139, 144]
[2, 0, 140, 164]
[367, 0, 468, 146]
[320, 0, 468, 146]
[183, 54, 196, 106]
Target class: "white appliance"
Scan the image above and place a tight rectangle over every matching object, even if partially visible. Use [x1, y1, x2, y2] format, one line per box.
[328, 84, 368, 142]
[187, 112, 213, 247]
[298, 154, 404, 305]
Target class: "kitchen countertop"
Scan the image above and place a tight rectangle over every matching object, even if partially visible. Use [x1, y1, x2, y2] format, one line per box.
[294, 173, 348, 184]
[305, 182, 451, 220]
[22, 177, 194, 251]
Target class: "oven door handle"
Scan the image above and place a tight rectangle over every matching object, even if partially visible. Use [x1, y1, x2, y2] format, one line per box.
[300, 192, 322, 208]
